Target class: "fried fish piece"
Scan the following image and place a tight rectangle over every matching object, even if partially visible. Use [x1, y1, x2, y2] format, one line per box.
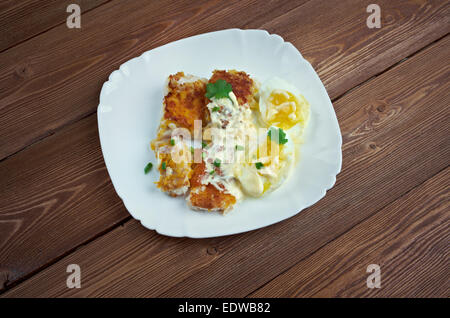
[151, 72, 208, 196]
[209, 70, 259, 108]
[187, 162, 237, 213]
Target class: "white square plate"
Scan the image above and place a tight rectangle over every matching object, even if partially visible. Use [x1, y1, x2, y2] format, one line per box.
[97, 29, 342, 238]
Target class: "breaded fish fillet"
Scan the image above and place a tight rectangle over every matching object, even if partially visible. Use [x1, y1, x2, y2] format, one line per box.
[151, 72, 208, 196]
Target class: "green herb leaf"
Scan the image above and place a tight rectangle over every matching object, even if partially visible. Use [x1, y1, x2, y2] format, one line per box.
[255, 162, 264, 170]
[205, 79, 233, 100]
[235, 145, 244, 151]
[268, 127, 288, 145]
[212, 106, 220, 112]
[202, 141, 207, 148]
[190, 146, 194, 153]
[209, 170, 215, 175]
[213, 159, 221, 168]
[161, 162, 166, 170]
[144, 162, 153, 174]
[170, 139, 175, 146]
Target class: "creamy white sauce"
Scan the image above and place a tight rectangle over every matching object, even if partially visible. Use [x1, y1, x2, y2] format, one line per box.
[200, 92, 259, 201]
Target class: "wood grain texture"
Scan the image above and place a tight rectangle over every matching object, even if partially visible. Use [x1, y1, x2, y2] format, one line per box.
[0, 0, 109, 52]
[0, 0, 449, 160]
[2, 35, 448, 297]
[250, 168, 449, 298]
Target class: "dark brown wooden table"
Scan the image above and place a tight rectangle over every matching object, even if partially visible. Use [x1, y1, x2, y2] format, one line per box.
[0, 0, 448, 298]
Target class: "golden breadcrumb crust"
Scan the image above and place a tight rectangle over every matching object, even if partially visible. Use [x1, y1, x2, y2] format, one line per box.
[164, 72, 208, 132]
[188, 162, 236, 212]
[152, 72, 208, 196]
[209, 70, 258, 108]
[155, 149, 192, 197]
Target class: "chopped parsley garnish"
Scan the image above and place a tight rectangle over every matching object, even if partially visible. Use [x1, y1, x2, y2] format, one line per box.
[209, 170, 215, 175]
[213, 159, 221, 168]
[268, 127, 288, 145]
[255, 162, 264, 170]
[235, 145, 244, 151]
[190, 146, 194, 153]
[212, 106, 220, 112]
[205, 79, 233, 100]
[202, 141, 207, 148]
[170, 139, 175, 146]
[161, 162, 166, 170]
[144, 162, 153, 174]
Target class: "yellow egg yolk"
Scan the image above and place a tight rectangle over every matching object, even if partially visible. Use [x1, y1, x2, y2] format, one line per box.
[266, 90, 304, 130]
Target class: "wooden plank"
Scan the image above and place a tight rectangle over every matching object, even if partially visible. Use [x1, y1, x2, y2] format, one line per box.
[0, 0, 109, 52]
[2, 36, 448, 297]
[0, 0, 448, 160]
[250, 168, 449, 297]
